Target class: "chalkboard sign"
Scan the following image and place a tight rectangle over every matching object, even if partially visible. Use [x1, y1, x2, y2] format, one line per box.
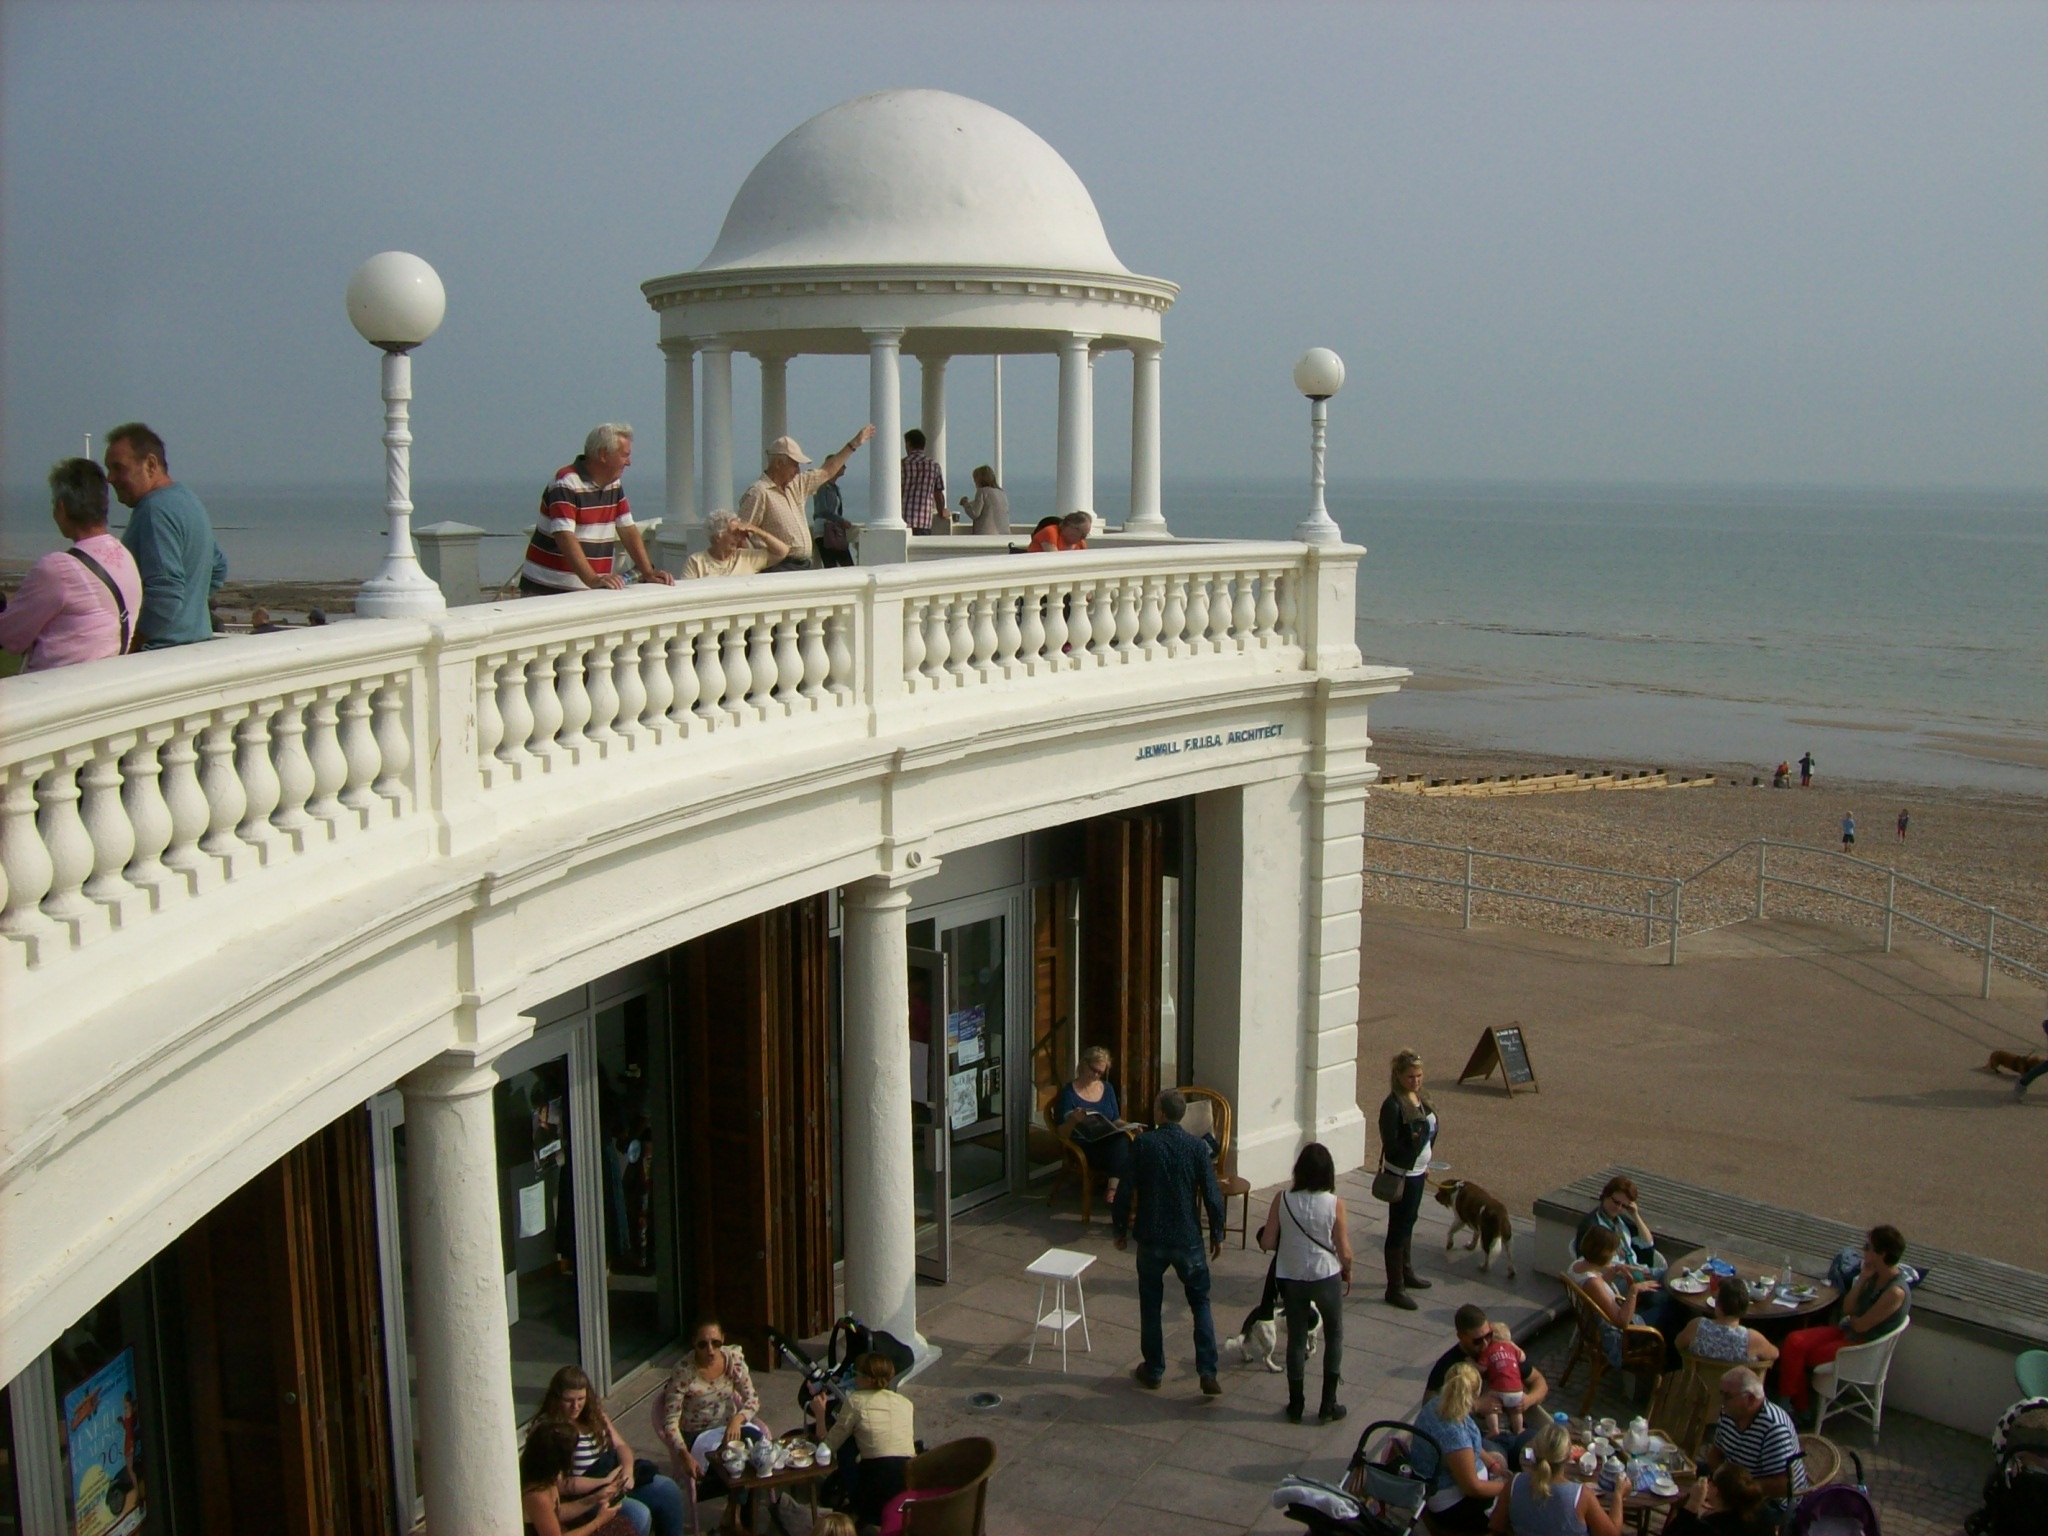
[1457, 1023, 1539, 1097]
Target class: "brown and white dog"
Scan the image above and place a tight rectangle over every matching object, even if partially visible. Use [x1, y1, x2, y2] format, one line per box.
[1987, 1050, 2044, 1077]
[1434, 1179, 1517, 1278]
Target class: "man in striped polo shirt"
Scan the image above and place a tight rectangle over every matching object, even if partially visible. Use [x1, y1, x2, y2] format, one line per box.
[1705, 1366, 1807, 1515]
[519, 423, 674, 594]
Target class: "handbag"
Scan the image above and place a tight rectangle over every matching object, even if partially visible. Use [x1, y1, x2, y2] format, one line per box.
[1371, 1165, 1407, 1203]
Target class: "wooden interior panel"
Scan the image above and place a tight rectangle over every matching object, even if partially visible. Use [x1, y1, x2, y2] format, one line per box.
[1083, 810, 1167, 1119]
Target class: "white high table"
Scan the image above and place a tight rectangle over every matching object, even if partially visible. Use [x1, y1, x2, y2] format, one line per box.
[1025, 1247, 1095, 1371]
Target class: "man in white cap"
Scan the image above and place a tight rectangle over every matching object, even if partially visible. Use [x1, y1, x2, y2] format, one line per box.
[735, 425, 876, 570]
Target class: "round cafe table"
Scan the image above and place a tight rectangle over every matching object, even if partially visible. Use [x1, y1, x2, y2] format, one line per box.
[1666, 1247, 1839, 1336]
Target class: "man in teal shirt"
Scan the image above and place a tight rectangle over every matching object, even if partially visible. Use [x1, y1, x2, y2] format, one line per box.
[104, 423, 226, 648]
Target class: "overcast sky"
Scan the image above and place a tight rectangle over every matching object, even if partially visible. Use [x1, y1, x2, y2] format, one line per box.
[4, 0, 2043, 493]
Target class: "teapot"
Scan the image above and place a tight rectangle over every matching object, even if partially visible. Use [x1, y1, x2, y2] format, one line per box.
[1624, 1417, 1651, 1456]
[750, 1438, 779, 1476]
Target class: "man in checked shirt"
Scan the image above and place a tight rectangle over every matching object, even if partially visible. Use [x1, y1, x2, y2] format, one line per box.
[899, 428, 947, 534]
[1113, 1089, 1227, 1396]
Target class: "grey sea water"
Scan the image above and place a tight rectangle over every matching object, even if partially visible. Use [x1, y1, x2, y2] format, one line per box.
[6, 477, 2043, 790]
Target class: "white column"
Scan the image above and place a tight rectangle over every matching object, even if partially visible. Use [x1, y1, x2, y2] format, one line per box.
[1083, 347, 1097, 528]
[1127, 341, 1164, 532]
[991, 356, 1004, 485]
[662, 340, 696, 530]
[699, 339, 734, 517]
[920, 355, 949, 509]
[403, 1060, 522, 1536]
[758, 353, 788, 458]
[1055, 333, 1097, 518]
[840, 876, 923, 1357]
[866, 330, 905, 528]
[1304, 781, 1369, 1171]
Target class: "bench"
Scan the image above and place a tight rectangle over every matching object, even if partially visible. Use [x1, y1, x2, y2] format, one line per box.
[1534, 1167, 2048, 1436]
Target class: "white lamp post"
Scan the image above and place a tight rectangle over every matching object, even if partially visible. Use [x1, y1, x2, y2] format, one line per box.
[1292, 347, 1346, 545]
[347, 251, 448, 617]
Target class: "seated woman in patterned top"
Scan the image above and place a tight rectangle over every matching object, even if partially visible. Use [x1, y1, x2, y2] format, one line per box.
[1673, 1280, 1779, 1366]
[656, 1318, 765, 1493]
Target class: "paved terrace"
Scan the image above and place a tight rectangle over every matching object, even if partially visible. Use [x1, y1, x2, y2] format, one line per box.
[612, 1170, 1986, 1536]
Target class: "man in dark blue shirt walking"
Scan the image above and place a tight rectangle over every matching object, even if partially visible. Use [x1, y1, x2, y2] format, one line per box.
[1112, 1089, 1227, 1395]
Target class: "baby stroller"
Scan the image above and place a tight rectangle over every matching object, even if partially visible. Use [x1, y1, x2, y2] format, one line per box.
[1276, 1419, 1441, 1536]
[767, 1314, 917, 1427]
[1788, 1449, 1881, 1536]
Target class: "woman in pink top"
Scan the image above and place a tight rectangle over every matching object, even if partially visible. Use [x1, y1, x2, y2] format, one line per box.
[0, 459, 143, 670]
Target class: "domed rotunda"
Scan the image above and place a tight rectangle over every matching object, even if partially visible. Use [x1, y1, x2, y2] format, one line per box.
[643, 90, 1178, 552]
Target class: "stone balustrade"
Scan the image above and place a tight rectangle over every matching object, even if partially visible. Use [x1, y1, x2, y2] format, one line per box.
[0, 543, 1351, 988]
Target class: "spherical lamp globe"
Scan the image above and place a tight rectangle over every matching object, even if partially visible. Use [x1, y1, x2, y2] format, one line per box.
[1293, 347, 1346, 401]
[346, 251, 447, 351]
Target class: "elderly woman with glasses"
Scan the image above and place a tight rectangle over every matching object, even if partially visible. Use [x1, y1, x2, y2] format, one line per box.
[1574, 1175, 1665, 1275]
[657, 1318, 765, 1490]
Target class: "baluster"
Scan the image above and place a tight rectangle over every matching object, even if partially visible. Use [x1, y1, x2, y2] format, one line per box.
[665, 626, 699, 728]
[78, 742, 138, 907]
[771, 617, 803, 709]
[995, 588, 1024, 673]
[1184, 573, 1211, 656]
[721, 622, 752, 723]
[1207, 572, 1234, 650]
[825, 609, 855, 696]
[1018, 585, 1047, 671]
[1276, 568, 1299, 641]
[645, 628, 680, 733]
[797, 613, 829, 702]
[527, 648, 565, 765]
[946, 596, 974, 682]
[1063, 581, 1089, 664]
[554, 639, 593, 754]
[198, 714, 248, 861]
[1255, 568, 1281, 644]
[693, 627, 726, 723]
[970, 594, 999, 679]
[120, 730, 175, 897]
[1232, 571, 1258, 651]
[158, 721, 211, 889]
[1160, 575, 1188, 658]
[1134, 578, 1162, 659]
[305, 690, 347, 827]
[584, 634, 621, 748]
[474, 659, 504, 767]
[36, 756, 96, 924]
[922, 597, 951, 683]
[338, 684, 381, 815]
[371, 680, 411, 807]
[235, 705, 283, 857]
[901, 599, 927, 686]
[0, 762, 58, 940]
[613, 632, 649, 746]
[268, 694, 316, 841]
[495, 653, 535, 768]
[744, 617, 777, 717]
[1088, 579, 1117, 664]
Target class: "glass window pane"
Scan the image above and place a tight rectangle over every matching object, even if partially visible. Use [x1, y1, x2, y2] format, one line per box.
[945, 915, 1006, 1201]
[49, 1277, 165, 1536]
[496, 1057, 581, 1412]
[596, 995, 679, 1381]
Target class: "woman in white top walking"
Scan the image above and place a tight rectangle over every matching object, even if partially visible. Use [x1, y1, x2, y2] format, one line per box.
[1257, 1141, 1354, 1425]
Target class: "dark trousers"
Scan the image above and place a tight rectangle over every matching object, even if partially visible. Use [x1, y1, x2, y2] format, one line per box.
[1280, 1274, 1344, 1389]
[817, 547, 855, 568]
[1384, 1172, 1427, 1263]
[1136, 1242, 1218, 1379]
[1074, 1128, 1131, 1185]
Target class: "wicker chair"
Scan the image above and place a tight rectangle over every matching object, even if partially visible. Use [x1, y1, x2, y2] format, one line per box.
[895, 1435, 998, 1536]
[1558, 1275, 1665, 1413]
[1177, 1086, 1253, 1248]
[1041, 1084, 1136, 1226]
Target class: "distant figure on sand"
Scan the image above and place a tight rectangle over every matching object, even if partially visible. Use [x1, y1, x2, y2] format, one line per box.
[1841, 813, 1856, 852]
[1799, 750, 1815, 788]
[1897, 808, 1909, 842]
[2015, 1018, 2048, 1102]
[1772, 762, 1790, 789]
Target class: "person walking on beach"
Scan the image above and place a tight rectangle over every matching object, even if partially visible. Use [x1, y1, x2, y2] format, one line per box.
[519, 424, 673, 593]
[1841, 812, 1856, 853]
[0, 458, 142, 670]
[1799, 750, 1816, 788]
[1113, 1089, 1226, 1397]
[1897, 808, 1910, 842]
[104, 423, 226, 648]
[736, 427, 876, 569]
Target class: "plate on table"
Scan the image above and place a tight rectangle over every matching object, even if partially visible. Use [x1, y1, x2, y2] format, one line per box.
[1669, 1274, 1709, 1296]
[1779, 1284, 1817, 1301]
[1651, 1474, 1680, 1498]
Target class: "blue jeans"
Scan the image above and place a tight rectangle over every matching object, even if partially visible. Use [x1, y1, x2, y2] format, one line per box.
[626, 1472, 687, 1536]
[1136, 1241, 1218, 1379]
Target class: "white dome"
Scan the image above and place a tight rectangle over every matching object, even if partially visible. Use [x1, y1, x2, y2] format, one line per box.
[697, 90, 1130, 275]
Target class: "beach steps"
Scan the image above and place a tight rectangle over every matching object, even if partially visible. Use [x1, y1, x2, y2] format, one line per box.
[1378, 768, 1719, 798]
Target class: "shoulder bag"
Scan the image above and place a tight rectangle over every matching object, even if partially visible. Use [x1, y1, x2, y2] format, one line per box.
[66, 546, 132, 653]
[1283, 1192, 1341, 1258]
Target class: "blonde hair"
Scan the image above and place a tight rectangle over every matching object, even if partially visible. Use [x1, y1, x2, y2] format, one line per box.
[1438, 1360, 1481, 1423]
[1081, 1046, 1111, 1072]
[1390, 1049, 1424, 1094]
[813, 1515, 859, 1536]
[1526, 1419, 1572, 1501]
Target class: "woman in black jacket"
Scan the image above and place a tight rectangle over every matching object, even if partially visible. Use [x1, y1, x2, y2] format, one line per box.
[1377, 1048, 1437, 1309]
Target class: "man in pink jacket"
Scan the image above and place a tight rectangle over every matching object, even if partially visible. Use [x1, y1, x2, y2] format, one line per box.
[0, 458, 144, 670]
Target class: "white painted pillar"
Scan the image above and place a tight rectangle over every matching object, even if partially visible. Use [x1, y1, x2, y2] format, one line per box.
[403, 1060, 521, 1536]
[991, 355, 1004, 485]
[700, 340, 734, 517]
[867, 330, 905, 528]
[1055, 332, 1097, 518]
[840, 875, 924, 1358]
[1305, 781, 1369, 1171]
[1128, 341, 1165, 532]
[920, 355, 949, 512]
[758, 353, 788, 459]
[1083, 347, 1097, 526]
[662, 341, 696, 531]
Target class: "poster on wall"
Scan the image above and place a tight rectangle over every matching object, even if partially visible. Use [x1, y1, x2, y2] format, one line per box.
[948, 1070, 980, 1130]
[948, 1007, 987, 1066]
[62, 1345, 145, 1536]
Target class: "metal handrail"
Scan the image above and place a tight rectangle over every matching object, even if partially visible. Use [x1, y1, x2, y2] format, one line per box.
[1361, 830, 2043, 995]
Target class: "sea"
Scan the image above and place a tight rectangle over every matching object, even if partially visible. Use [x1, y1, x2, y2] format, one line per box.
[5, 477, 2043, 794]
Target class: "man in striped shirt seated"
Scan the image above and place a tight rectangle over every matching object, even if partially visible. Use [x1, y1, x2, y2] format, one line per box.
[519, 423, 674, 594]
[1705, 1366, 1807, 1514]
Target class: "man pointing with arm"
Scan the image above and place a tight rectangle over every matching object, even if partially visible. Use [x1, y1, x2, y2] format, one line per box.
[736, 426, 877, 571]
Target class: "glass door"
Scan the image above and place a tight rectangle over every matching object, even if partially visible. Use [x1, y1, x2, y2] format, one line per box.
[493, 1025, 591, 1413]
[594, 990, 680, 1383]
[909, 945, 950, 1283]
[941, 912, 1009, 1207]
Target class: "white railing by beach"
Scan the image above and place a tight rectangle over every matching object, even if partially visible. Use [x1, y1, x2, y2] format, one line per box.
[0, 544, 1348, 978]
[1360, 831, 2047, 996]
